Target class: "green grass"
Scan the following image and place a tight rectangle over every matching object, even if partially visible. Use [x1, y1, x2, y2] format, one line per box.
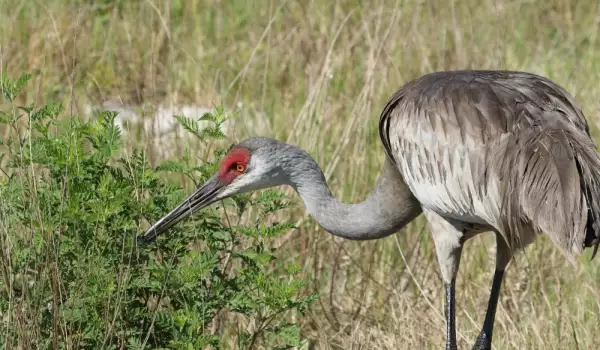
[2, 0, 600, 348]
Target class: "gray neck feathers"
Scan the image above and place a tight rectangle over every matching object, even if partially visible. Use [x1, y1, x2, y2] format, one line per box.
[281, 147, 422, 240]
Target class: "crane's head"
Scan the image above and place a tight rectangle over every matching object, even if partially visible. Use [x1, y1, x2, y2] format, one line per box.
[137, 137, 290, 243]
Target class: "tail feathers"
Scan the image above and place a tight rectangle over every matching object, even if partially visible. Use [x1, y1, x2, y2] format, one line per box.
[584, 208, 599, 259]
[571, 134, 600, 259]
[500, 128, 600, 262]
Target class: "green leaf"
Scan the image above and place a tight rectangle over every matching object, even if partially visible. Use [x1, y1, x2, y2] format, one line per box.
[266, 323, 302, 348]
[174, 115, 207, 141]
[0, 71, 32, 102]
[155, 159, 186, 173]
[239, 250, 277, 265]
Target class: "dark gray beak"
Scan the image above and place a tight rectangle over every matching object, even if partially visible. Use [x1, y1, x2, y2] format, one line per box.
[137, 175, 226, 244]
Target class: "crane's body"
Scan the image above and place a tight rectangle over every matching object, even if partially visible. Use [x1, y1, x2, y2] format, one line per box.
[138, 70, 600, 350]
[381, 71, 600, 259]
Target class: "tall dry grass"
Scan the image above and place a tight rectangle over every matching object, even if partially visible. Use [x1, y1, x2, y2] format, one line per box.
[2, 0, 600, 348]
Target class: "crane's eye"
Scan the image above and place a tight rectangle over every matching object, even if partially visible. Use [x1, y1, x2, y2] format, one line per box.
[236, 163, 246, 173]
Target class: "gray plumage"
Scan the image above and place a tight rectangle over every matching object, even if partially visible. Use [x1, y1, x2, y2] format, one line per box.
[138, 70, 600, 349]
[380, 70, 600, 261]
[234, 137, 422, 240]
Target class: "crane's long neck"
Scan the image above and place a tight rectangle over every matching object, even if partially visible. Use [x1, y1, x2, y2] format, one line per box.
[283, 149, 422, 240]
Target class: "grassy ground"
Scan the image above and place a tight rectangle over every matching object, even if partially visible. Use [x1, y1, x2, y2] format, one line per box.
[2, 0, 600, 348]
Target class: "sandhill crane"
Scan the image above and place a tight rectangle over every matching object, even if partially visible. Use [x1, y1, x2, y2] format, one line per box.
[138, 70, 600, 350]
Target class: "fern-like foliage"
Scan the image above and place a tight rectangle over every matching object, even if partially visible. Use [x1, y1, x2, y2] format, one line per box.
[0, 71, 316, 350]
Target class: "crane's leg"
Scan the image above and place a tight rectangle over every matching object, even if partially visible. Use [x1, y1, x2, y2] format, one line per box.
[472, 233, 512, 350]
[423, 209, 464, 350]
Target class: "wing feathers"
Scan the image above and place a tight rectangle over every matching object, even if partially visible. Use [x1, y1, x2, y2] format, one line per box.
[378, 70, 600, 260]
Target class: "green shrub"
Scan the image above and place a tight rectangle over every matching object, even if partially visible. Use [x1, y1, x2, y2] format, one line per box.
[0, 72, 316, 349]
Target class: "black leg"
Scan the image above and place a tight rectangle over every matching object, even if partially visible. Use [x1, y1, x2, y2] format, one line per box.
[445, 279, 458, 350]
[472, 269, 505, 350]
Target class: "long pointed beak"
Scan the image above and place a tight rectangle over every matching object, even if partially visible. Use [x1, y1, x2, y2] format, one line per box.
[137, 175, 226, 244]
